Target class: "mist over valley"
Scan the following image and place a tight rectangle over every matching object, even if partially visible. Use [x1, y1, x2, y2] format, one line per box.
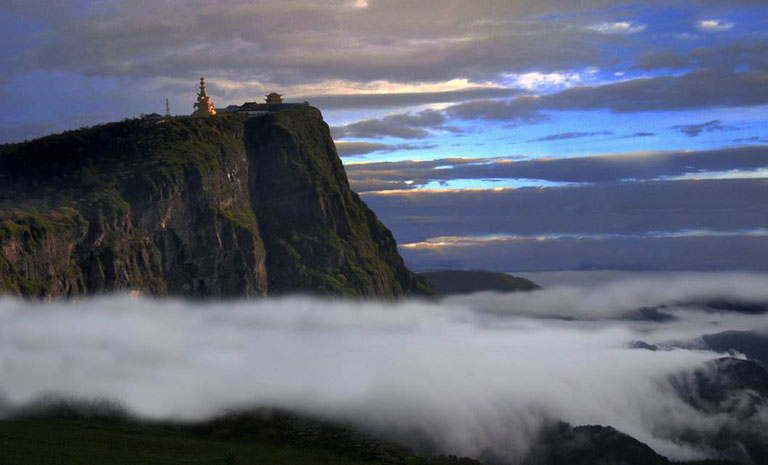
[2, 272, 766, 464]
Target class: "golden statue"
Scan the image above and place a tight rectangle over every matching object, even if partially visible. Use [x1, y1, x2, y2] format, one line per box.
[193, 77, 216, 116]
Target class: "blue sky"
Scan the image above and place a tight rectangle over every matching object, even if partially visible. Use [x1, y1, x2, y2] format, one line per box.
[2, 0, 767, 271]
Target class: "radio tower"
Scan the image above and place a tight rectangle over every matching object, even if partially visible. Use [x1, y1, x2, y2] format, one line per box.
[165, 98, 171, 118]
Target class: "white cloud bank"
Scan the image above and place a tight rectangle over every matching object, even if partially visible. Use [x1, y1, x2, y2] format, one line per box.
[697, 19, 735, 32]
[585, 21, 647, 35]
[0, 272, 767, 463]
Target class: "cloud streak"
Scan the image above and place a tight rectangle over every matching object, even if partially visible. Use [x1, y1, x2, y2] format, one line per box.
[585, 21, 647, 35]
[330, 69, 768, 138]
[528, 131, 614, 142]
[346, 146, 768, 189]
[697, 19, 735, 32]
[333, 109, 453, 139]
[673, 120, 737, 137]
[399, 232, 768, 272]
[446, 70, 768, 122]
[336, 141, 436, 156]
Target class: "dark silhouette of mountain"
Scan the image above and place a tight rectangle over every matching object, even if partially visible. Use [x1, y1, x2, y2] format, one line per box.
[420, 270, 541, 296]
[630, 301, 768, 321]
[669, 358, 768, 465]
[524, 422, 670, 465]
[696, 300, 768, 315]
[699, 331, 768, 366]
[0, 110, 434, 298]
[632, 331, 768, 366]
[522, 421, 741, 465]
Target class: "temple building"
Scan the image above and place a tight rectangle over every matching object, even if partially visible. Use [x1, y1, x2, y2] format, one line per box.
[265, 92, 283, 104]
[219, 91, 309, 116]
[192, 77, 216, 116]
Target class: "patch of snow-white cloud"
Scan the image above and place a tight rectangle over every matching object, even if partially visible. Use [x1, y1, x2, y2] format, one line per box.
[585, 21, 647, 35]
[697, 19, 735, 32]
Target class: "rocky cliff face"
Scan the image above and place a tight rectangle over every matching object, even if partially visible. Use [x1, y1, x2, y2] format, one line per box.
[0, 109, 434, 298]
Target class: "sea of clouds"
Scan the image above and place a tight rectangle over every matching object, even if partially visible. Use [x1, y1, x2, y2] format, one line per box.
[0, 272, 767, 463]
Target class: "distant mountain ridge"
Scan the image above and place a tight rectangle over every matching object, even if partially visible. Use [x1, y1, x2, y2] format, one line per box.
[0, 109, 434, 298]
[420, 270, 541, 295]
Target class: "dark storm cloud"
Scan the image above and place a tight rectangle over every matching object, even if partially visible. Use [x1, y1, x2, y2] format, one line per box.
[361, 178, 768, 243]
[335, 141, 436, 157]
[332, 109, 453, 139]
[7, 1, 618, 85]
[528, 131, 614, 142]
[344, 145, 768, 189]
[673, 120, 737, 137]
[3, 0, 767, 132]
[633, 41, 768, 71]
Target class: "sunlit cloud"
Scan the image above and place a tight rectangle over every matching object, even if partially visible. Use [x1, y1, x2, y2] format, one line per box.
[697, 20, 735, 32]
[400, 229, 768, 250]
[585, 21, 647, 35]
[504, 69, 598, 91]
[345, 146, 768, 192]
[415, 178, 579, 191]
[657, 168, 768, 181]
[204, 77, 507, 106]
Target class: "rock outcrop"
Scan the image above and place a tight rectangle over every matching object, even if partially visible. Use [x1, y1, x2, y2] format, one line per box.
[0, 108, 434, 298]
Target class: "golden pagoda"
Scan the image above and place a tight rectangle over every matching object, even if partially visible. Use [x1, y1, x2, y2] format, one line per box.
[193, 77, 216, 116]
[265, 92, 283, 104]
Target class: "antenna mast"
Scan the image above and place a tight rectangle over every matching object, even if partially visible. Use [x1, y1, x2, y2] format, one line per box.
[165, 98, 171, 117]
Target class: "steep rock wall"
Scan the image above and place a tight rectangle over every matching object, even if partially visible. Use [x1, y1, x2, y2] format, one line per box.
[0, 110, 433, 298]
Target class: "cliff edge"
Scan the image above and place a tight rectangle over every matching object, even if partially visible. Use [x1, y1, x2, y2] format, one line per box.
[0, 108, 435, 298]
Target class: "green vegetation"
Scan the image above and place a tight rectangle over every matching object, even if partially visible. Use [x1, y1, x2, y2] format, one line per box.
[420, 270, 541, 296]
[0, 405, 741, 465]
[214, 206, 259, 234]
[0, 114, 266, 297]
[0, 110, 435, 298]
[0, 418, 382, 465]
[0, 405, 480, 465]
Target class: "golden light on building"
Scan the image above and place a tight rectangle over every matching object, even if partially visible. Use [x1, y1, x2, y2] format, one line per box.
[265, 92, 283, 104]
[193, 77, 216, 116]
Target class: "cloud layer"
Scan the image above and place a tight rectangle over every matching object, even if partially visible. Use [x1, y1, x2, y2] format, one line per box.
[1, 273, 767, 463]
[3, 0, 767, 143]
[345, 146, 768, 191]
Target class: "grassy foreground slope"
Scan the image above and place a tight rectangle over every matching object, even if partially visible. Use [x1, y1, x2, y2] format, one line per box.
[1, 418, 369, 465]
[0, 407, 478, 465]
[0, 402, 749, 465]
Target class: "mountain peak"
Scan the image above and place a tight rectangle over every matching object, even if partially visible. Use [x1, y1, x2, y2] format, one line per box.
[0, 109, 435, 298]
